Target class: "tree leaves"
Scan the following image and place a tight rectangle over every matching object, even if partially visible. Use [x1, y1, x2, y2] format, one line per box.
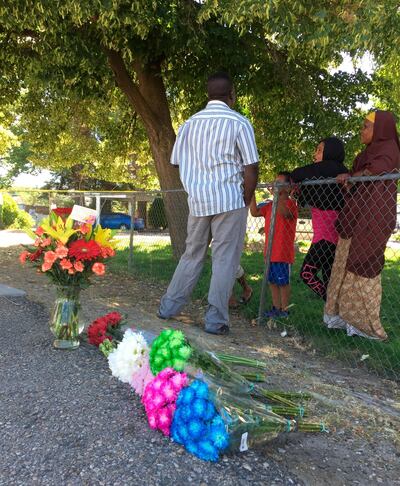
[0, 0, 399, 184]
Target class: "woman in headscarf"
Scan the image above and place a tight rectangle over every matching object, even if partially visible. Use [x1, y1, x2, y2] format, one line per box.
[324, 111, 400, 340]
[291, 137, 348, 300]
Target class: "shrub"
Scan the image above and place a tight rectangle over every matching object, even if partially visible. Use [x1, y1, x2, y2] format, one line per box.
[0, 193, 34, 229]
[148, 197, 168, 229]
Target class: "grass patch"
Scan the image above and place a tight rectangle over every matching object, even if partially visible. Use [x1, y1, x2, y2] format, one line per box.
[109, 242, 400, 379]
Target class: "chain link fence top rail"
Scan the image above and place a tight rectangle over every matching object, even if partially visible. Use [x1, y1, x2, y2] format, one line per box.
[1, 174, 399, 381]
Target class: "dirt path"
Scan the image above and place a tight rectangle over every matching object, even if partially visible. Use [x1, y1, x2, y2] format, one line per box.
[1, 239, 399, 486]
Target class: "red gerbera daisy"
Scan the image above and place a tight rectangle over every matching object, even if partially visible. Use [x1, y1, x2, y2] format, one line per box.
[68, 239, 102, 261]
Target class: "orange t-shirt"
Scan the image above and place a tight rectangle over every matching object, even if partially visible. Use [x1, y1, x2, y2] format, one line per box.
[259, 199, 298, 263]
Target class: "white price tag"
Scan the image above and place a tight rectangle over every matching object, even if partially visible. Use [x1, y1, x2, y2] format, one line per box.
[240, 432, 248, 452]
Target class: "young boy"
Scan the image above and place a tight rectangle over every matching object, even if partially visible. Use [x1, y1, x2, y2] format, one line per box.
[250, 172, 298, 318]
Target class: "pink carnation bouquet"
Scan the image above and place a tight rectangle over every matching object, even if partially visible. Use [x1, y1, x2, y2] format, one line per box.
[142, 368, 188, 436]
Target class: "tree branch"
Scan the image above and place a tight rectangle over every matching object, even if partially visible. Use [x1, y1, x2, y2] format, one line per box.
[104, 48, 162, 137]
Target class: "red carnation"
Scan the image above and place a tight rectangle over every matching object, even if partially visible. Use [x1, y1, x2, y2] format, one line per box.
[87, 318, 110, 346]
[68, 240, 102, 261]
[104, 311, 122, 327]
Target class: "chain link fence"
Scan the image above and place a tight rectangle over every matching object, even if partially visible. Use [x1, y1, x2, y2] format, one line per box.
[256, 174, 400, 381]
[1, 174, 399, 381]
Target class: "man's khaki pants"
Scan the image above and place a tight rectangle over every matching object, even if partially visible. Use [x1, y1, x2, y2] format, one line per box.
[159, 207, 248, 332]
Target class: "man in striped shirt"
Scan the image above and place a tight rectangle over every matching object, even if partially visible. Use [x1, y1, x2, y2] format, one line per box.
[158, 72, 259, 335]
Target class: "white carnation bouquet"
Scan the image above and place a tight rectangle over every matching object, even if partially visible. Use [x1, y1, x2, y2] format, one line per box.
[108, 329, 149, 383]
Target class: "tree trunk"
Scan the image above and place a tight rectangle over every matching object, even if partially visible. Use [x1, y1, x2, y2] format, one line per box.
[137, 201, 147, 225]
[106, 49, 188, 259]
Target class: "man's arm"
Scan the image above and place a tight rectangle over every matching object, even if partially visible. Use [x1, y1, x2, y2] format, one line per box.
[244, 163, 259, 207]
[170, 124, 186, 167]
[249, 193, 263, 217]
[236, 121, 259, 206]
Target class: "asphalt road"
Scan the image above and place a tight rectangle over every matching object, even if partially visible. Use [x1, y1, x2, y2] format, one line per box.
[0, 295, 301, 486]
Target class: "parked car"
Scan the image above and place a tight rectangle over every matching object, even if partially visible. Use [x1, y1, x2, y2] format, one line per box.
[99, 213, 145, 231]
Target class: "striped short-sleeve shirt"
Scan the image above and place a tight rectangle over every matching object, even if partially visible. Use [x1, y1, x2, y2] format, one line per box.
[171, 100, 259, 217]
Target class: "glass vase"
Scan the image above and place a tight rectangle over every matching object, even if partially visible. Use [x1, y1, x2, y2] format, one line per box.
[50, 286, 83, 350]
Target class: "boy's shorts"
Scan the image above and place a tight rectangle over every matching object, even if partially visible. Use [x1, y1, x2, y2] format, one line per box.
[268, 262, 290, 286]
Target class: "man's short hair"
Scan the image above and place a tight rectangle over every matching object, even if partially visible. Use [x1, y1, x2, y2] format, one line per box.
[207, 72, 233, 99]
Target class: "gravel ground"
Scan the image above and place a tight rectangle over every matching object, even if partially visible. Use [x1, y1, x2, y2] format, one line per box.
[1, 240, 400, 485]
[0, 296, 300, 486]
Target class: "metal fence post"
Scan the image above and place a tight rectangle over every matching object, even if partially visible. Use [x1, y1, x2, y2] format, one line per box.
[257, 184, 280, 323]
[128, 195, 136, 272]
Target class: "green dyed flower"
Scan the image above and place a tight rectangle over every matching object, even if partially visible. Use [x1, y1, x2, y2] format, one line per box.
[149, 329, 193, 375]
[178, 345, 192, 360]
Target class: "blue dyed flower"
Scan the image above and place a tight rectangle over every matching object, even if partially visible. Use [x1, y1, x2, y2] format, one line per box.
[178, 387, 195, 405]
[191, 380, 209, 399]
[179, 404, 193, 422]
[171, 379, 229, 462]
[211, 415, 225, 429]
[203, 401, 216, 421]
[185, 440, 199, 456]
[210, 425, 229, 450]
[187, 418, 206, 440]
[198, 440, 219, 462]
[192, 398, 208, 417]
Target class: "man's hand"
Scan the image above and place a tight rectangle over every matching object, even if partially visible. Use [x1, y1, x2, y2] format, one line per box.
[243, 163, 259, 206]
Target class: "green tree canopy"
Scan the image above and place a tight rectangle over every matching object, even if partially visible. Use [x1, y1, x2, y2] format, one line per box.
[1, 0, 399, 255]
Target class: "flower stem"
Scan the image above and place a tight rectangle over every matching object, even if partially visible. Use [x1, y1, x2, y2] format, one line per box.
[240, 372, 266, 382]
[216, 353, 267, 370]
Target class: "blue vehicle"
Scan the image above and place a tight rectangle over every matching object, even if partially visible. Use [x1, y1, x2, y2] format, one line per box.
[99, 213, 145, 231]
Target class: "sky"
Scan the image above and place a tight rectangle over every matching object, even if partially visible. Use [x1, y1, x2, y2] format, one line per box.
[10, 53, 375, 189]
[12, 169, 53, 188]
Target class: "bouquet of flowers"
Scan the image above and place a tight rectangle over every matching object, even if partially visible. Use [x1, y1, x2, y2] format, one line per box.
[170, 379, 295, 462]
[142, 367, 188, 436]
[89, 326, 326, 461]
[107, 329, 150, 384]
[87, 311, 125, 347]
[149, 330, 263, 390]
[100, 327, 307, 417]
[19, 210, 118, 349]
[20, 211, 117, 287]
[148, 329, 303, 413]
